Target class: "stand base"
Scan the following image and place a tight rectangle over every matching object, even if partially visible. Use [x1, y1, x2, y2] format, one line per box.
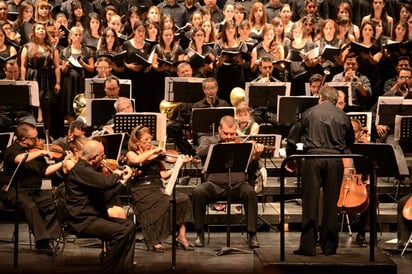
[215, 246, 252, 256]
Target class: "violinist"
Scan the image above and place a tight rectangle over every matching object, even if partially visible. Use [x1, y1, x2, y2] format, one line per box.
[193, 115, 264, 249]
[64, 139, 136, 272]
[1, 122, 69, 255]
[125, 125, 194, 252]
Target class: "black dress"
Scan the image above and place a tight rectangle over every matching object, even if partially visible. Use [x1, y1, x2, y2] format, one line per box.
[129, 152, 193, 247]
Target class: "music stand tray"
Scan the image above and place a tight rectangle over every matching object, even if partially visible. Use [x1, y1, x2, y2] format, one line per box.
[245, 82, 291, 112]
[276, 96, 318, 124]
[84, 78, 132, 99]
[191, 107, 235, 134]
[91, 133, 125, 162]
[113, 112, 166, 142]
[244, 134, 282, 158]
[202, 143, 253, 256]
[164, 77, 204, 102]
[0, 81, 39, 107]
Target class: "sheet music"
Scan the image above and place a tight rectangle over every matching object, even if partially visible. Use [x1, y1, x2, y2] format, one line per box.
[164, 156, 184, 196]
[394, 115, 412, 141]
[16, 81, 39, 107]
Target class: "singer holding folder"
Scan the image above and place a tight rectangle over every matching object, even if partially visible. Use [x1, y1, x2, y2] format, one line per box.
[125, 125, 194, 252]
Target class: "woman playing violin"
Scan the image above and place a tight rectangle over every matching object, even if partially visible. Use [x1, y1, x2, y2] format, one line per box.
[125, 125, 194, 252]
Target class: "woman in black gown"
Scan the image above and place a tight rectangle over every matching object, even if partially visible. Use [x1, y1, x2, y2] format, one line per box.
[125, 125, 194, 252]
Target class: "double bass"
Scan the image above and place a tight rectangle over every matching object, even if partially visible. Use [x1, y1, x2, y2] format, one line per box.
[337, 168, 369, 215]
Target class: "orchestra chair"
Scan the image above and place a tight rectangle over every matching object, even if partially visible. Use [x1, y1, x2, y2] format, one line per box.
[206, 202, 245, 244]
[51, 185, 107, 267]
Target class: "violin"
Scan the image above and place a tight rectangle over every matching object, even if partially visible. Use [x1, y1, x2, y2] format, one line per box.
[30, 139, 66, 160]
[337, 168, 369, 215]
[402, 195, 412, 221]
[100, 158, 141, 178]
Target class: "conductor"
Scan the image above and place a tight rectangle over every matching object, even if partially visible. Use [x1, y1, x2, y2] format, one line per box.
[286, 86, 355, 256]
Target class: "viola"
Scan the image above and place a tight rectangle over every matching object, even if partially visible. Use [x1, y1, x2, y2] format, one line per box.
[337, 168, 369, 215]
[402, 195, 412, 221]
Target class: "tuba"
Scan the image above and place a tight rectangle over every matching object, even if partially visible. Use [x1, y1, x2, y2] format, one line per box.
[159, 100, 182, 120]
[73, 93, 87, 121]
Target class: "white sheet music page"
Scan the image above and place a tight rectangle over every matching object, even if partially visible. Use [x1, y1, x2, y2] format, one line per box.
[164, 156, 184, 196]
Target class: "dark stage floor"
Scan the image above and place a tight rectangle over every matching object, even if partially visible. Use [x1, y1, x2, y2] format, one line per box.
[1, 223, 412, 274]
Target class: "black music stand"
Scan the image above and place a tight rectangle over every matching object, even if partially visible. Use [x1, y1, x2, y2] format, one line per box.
[376, 98, 412, 127]
[4, 152, 29, 272]
[85, 78, 132, 99]
[276, 96, 318, 124]
[91, 133, 125, 161]
[351, 143, 408, 201]
[113, 113, 160, 137]
[202, 143, 253, 256]
[87, 99, 117, 128]
[245, 82, 290, 124]
[395, 115, 412, 154]
[191, 107, 235, 145]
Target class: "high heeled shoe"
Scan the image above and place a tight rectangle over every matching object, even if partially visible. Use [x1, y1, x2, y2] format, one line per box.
[176, 240, 194, 251]
[152, 244, 165, 253]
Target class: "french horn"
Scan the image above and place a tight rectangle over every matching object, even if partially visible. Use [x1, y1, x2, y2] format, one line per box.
[159, 100, 182, 120]
[230, 87, 245, 107]
[73, 93, 87, 120]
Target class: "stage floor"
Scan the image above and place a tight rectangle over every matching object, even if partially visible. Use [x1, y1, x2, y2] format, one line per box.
[0, 224, 411, 274]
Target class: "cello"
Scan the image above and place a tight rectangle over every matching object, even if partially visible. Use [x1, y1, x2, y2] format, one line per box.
[337, 167, 369, 215]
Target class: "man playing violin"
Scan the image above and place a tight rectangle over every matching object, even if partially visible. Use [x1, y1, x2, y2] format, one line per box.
[0, 122, 69, 255]
[192, 115, 265, 249]
[65, 139, 136, 272]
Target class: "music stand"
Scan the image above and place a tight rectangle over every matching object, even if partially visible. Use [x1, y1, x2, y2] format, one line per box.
[245, 82, 290, 123]
[86, 99, 117, 127]
[202, 143, 253, 256]
[113, 112, 166, 142]
[276, 96, 318, 124]
[4, 152, 29, 272]
[164, 77, 204, 102]
[0, 132, 14, 162]
[91, 133, 125, 161]
[351, 143, 410, 201]
[394, 115, 412, 154]
[84, 78, 132, 99]
[376, 96, 412, 126]
[0, 81, 39, 107]
[347, 112, 372, 142]
[191, 107, 235, 145]
[325, 81, 353, 106]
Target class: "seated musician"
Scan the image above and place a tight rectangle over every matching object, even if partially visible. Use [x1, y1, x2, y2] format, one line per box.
[125, 125, 194, 252]
[64, 139, 136, 272]
[192, 115, 264, 249]
[373, 67, 412, 144]
[1, 122, 68, 255]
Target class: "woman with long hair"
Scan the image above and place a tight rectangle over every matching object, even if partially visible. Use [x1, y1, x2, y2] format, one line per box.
[20, 23, 61, 138]
[185, 27, 214, 78]
[34, 0, 53, 25]
[126, 125, 194, 252]
[214, 19, 248, 104]
[361, 0, 394, 37]
[15, 1, 34, 45]
[0, 26, 17, 79]
[82, 12, 102, 56]
[336, 2, 360, 41]
[121, 6, 142, 38]
[68, 0, 87, 29]
[123, 21, 153, 111]
[249, 2, 267, 41]
[96, 27, 124, 76]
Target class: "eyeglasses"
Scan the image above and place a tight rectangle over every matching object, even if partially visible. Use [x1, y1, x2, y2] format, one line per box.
[97, 66, 110, 70]
[204, 86, 216, 91]
[24, 136, 38, 142]
[399, 76, 411, 80]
